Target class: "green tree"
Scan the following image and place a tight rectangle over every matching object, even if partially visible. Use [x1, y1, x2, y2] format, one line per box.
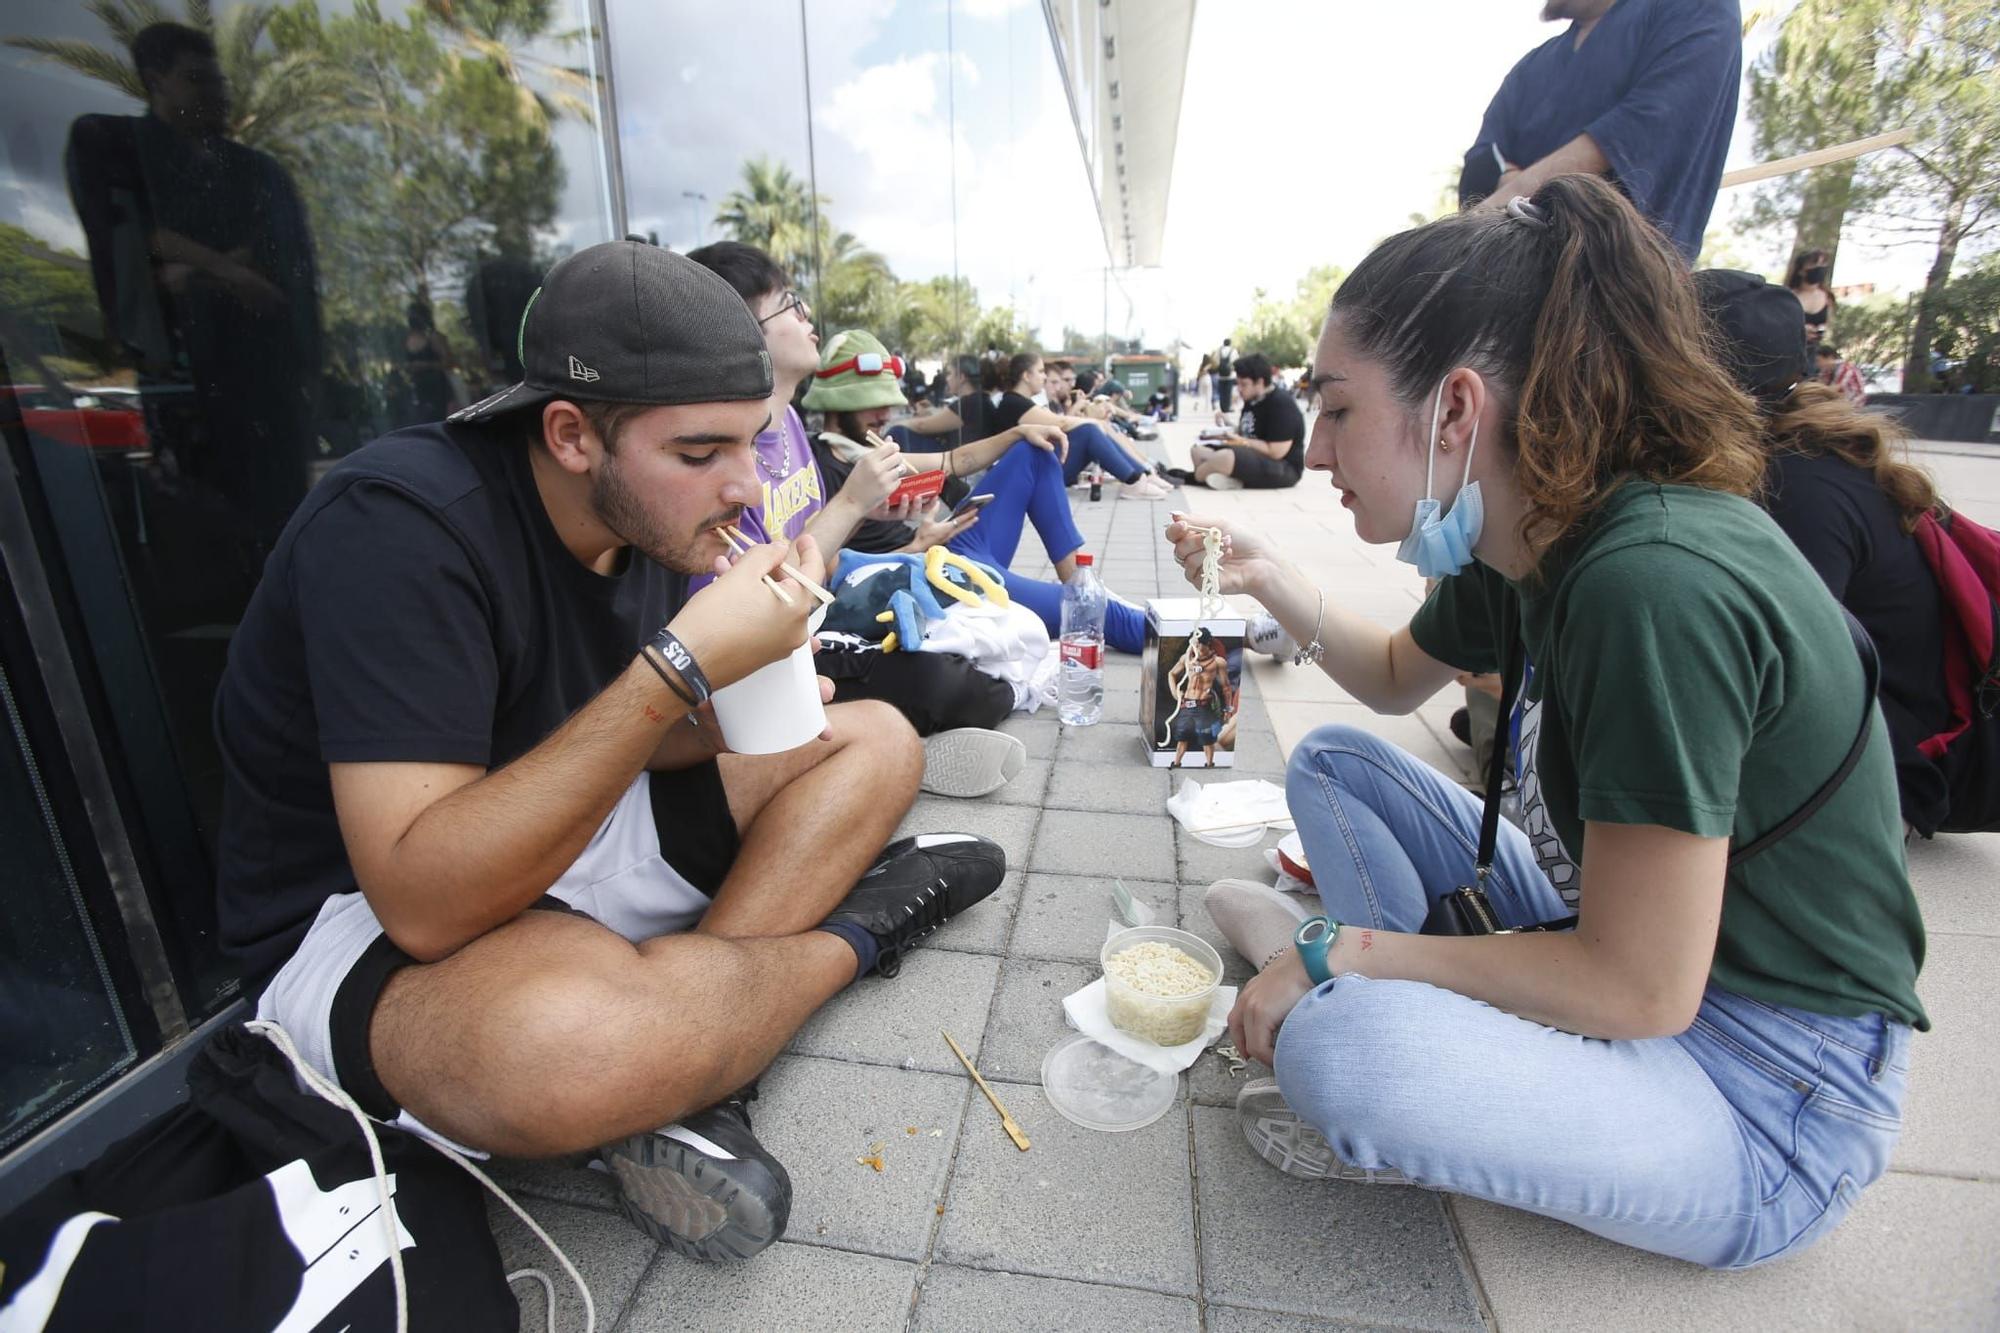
[1748, 2, 2000, 390]
[1232, 262, 1346, 369]
[714, 157, 822, 281]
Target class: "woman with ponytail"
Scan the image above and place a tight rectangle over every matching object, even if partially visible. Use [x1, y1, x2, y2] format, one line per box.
[1170, 175, 1923, 1269]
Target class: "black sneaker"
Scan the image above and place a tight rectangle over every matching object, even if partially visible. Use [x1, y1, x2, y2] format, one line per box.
[599, 1094, 791, 1262]
[824, 833, 1006, 976]
[1448, 706, 1472, 747]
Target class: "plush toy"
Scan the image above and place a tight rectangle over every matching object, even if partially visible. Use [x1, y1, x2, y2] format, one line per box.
[824, 549, 1011, 651]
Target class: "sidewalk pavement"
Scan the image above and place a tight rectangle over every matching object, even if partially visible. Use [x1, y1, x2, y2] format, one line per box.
[486, 420, 2000, 1331]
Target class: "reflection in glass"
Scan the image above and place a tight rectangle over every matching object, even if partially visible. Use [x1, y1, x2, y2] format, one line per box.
[0, 660, 137, 1151]
[0, 1, 617, 1029]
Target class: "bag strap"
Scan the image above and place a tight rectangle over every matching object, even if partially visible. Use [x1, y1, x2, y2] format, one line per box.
[1472, 595, 1525, 884]
[1727, 607, 1881, 869]
[1472, 603, 1879, 921]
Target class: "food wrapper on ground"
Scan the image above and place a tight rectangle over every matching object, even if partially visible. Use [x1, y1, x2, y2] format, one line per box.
[1166, 776, 1293, 846]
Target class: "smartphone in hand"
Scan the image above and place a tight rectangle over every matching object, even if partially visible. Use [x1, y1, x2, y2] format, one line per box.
[951, 492, 995, 519]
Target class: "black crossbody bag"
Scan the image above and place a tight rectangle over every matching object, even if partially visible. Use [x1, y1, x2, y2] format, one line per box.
[1422, 601, 1883, 937]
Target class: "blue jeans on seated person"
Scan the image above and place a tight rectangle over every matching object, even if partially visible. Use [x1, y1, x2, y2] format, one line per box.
[1275, 722, 1910, 1269]
[1060, 421, 1148, 485]
[946, 435, 1145, 653]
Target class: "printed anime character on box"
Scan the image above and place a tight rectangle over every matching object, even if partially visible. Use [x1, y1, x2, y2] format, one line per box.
[1160, 628, 1239, 767]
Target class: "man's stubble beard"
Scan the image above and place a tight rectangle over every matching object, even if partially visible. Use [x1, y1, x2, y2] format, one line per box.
[590, 451, 734, 575]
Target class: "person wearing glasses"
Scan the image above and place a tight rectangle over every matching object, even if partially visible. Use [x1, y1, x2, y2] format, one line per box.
[690, 246, 1059, 794]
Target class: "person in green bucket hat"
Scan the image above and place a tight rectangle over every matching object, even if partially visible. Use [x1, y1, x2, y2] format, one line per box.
[802, 328, 1152, 656]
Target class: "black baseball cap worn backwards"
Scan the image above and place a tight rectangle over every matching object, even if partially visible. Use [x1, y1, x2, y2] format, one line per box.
[1692, 268, 1811, 404]
[451, 238, 773, 425]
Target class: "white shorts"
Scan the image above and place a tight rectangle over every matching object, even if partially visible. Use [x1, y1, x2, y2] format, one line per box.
[255, 774, 714, 1151]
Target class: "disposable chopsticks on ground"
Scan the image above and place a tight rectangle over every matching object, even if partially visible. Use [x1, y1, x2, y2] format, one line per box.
[720, 523, 836, 607]
[942, 1030, 1030, 1151]
[862, 430, 920, 476]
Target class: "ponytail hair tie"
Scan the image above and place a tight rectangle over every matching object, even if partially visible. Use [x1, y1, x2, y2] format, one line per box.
[1506, 196, 1550, 230]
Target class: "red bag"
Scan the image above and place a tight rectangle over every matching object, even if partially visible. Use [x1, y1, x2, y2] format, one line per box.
[1912, 507, 2000, 759]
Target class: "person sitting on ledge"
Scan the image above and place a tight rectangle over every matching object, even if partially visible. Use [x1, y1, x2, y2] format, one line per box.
[213, 241, 1006, 1265]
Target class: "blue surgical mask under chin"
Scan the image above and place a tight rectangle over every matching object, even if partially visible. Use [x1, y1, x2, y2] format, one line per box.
[1394, 378, 1485, 579]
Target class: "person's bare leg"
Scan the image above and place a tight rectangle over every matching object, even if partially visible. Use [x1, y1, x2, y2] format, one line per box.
[1055, 553, 1078, 581]
[1194, 448, 1238, 483]
[1190, 443, 1217, 470]
[371, 909, 855, 1156]
[701, 699, 922, 938]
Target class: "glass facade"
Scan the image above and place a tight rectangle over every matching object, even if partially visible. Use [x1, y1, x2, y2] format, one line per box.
[0, 0, 619, 1150]
[613, 0, 1109, 362]
[0, 0, 1108, 1158]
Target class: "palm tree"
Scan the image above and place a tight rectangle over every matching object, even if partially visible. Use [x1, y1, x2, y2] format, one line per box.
[714, 157, 823, 280]
[4, 0, 349, 171]
[420, 0, 598, 130]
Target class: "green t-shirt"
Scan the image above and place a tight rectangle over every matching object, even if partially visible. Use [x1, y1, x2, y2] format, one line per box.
[1411, 482, 1928, 1029]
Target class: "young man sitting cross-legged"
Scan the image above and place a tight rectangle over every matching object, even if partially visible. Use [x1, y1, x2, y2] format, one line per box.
[213, 241, 1005, 1263]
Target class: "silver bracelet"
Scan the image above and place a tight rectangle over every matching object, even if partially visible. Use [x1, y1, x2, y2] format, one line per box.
[1293, 588, 1326, 667]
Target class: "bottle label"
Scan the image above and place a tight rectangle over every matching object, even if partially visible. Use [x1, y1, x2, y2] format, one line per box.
[1060, 639, 1102, 670]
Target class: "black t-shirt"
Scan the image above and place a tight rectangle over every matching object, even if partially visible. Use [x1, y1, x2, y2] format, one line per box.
[990, 391, 1036, 438]
[811, 433, 913, 554]
[213, 422, 685, 989]
[1239, 389, 1307, 474]
[951, 391, 996, 445]
[1763, 450, 1952, 832]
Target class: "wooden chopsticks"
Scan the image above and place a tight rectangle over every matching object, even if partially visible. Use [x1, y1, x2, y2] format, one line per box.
[717, 523, 836, 607]
[863, 430, 920, 476]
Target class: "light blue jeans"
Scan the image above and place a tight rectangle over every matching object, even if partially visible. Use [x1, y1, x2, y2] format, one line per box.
[1277, 723, 1911, 1269]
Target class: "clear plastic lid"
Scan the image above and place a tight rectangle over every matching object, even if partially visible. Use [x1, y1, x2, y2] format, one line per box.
[1040, 1033, 1180, 1132]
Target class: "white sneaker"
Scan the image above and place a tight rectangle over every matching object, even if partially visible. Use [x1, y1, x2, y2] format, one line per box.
[1245, 613, 1297, 661]
[1204, 878, 1312, 971]
[1204, 473, 1245, 491]
[1120, 475, 1171, 500]
[921, 728, 1026, 798]
[1236, 1079, 1412, 1185]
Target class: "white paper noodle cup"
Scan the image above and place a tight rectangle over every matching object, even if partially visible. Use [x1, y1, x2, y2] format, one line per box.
[709, 607, 827, 754]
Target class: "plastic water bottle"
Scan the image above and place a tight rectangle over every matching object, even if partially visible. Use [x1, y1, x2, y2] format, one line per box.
[1058, 554, 1107, 725]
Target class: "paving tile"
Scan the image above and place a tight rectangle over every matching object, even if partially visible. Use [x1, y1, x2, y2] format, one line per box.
[1906, 832, 2000, 936]
[1012, 872, 1179, 964]
[1029, 807, 1179, 883]
[979, 956, 1099, 1084]
[789, 948, 1001, 1074]
[1897, 931, 2000, 1178]
[1045, 759, 1173, 816]
[621, 1241, 918, 1332]
[1206, 1307, 1406, 1332]
[912, 1264, 1201, 1331]
[938, 1096, 1198, 1294]
[1056, 718, 1156, 765]
[998, 712, 1060, 759]
[1246, 657, 1362, 706]
[1190, 1106, 1482, 1330]
[897, 796, 1040, 869]
[752, 1055, 970, 1261]
[987, 757, 1053, 807]
[1101, 681, 1147, 724]
[1187, 1043, 1272, 1108]
[928, 869, 1024, 956]
[1177, 824, 1285, 887]
[486, 1195, 656, 1333]
[1452, 1170, 2000, 1332]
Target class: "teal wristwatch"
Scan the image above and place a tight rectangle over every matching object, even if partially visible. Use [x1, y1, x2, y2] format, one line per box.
[1294, 915, 1339, 984]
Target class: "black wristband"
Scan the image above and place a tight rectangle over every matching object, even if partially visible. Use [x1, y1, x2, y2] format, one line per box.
[646, 628, 712, 706]
[641, 645, 699, 707]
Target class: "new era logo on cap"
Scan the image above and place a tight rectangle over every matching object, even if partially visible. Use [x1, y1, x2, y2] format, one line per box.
[569, 355, 600, 383]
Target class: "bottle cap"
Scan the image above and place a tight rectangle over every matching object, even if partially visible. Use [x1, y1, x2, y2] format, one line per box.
[1075, 553, 1093, 566]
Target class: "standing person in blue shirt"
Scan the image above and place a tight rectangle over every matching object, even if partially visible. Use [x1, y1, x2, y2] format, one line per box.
[1460, 0, 1741, 261]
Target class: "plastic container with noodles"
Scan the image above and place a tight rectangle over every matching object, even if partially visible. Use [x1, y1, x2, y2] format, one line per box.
[1099, 926, 1222, 1047]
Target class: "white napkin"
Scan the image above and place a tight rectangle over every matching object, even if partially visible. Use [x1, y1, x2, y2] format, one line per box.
[1166, 777, 1294, 847]
[1061, 977, 1238, 1074]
